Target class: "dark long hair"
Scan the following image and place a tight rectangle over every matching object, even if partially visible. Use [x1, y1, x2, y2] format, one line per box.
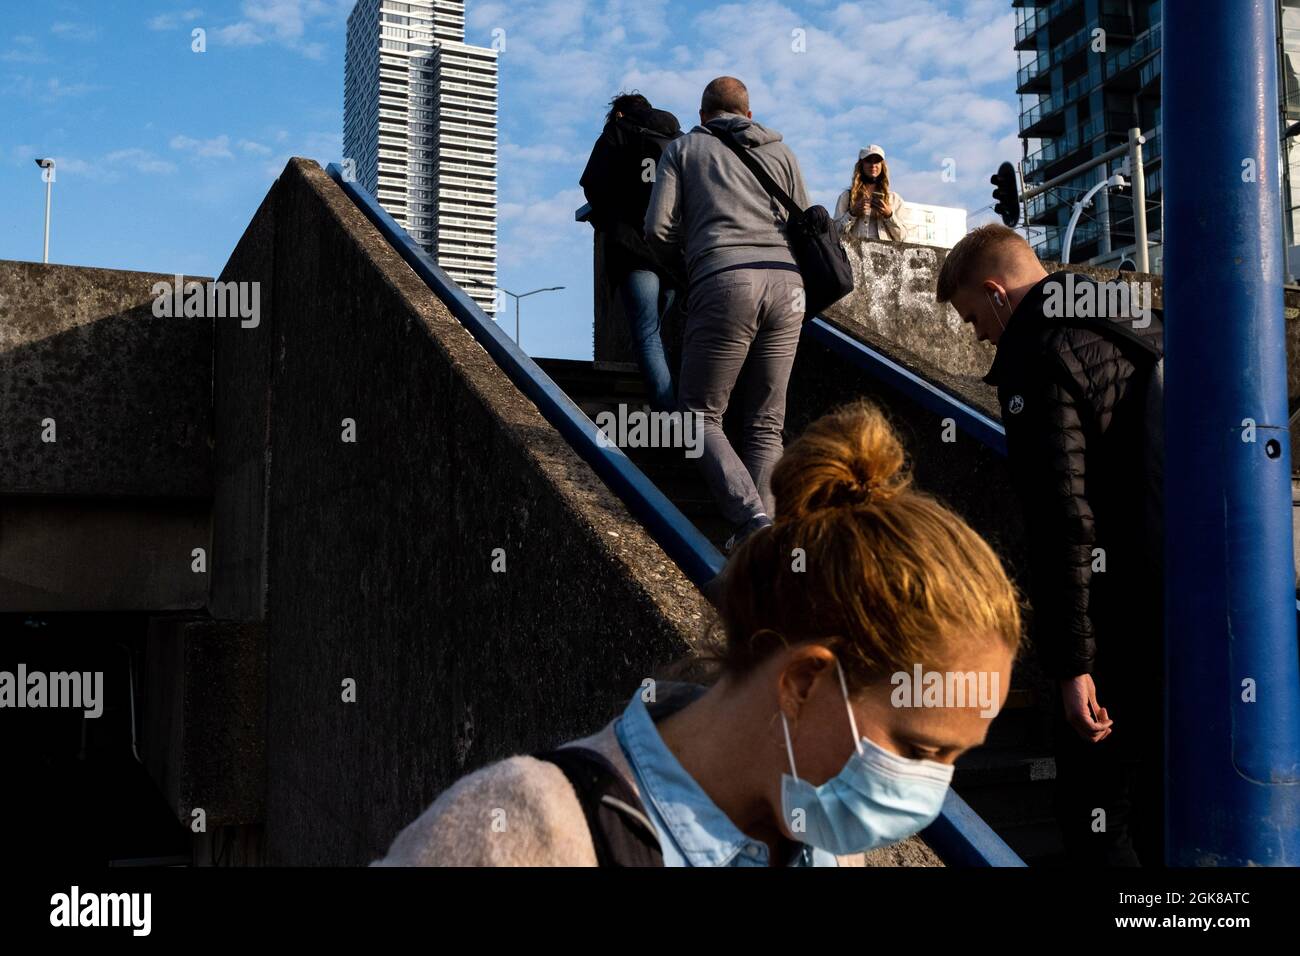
[605, 91, 651, 124]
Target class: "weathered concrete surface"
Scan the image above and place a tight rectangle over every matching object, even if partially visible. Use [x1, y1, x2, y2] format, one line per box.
[826, 238, 997, 382]
[223, 159, 711, 865]
[145, 617, 266, 827]
[864, 839, 942, 866]
[0, 497, 208, 611]
[209, 186, 278, 623]
[0, 260, 213, 497]
[591, 230, 638, 366]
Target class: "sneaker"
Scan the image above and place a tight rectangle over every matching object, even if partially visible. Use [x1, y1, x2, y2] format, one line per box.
[724, 513, 773, 554]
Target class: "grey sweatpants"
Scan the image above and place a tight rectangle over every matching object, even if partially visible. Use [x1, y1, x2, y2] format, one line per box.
[678, 267, 804, 528]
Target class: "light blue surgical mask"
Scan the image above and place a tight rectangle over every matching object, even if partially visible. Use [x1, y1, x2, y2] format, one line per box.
[780, 659, 954, 855]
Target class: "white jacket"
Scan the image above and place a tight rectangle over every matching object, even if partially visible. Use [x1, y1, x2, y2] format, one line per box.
[834, 187, 907, 242]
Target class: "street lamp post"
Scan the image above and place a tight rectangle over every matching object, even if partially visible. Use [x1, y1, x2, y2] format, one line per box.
[35, 158, 55, 264]
[1061, 172, 1128, 264]
[463, 282, 565, 347]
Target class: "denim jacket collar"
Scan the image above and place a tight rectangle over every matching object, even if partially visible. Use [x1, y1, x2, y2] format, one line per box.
[614, 681, 834, 867]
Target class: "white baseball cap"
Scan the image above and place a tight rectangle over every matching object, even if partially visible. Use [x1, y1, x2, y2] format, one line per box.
[859, 145, 886, 161]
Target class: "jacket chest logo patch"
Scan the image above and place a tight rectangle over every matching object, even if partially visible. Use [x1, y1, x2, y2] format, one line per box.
[1007, 395, 1025, 415]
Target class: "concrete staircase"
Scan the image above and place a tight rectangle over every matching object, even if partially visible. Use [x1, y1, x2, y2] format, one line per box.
[536, 354, 1066, 866]
[536, 358, 735, 548]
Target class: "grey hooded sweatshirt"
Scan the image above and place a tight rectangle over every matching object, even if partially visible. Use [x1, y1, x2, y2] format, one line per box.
[643, 113, 812, 285]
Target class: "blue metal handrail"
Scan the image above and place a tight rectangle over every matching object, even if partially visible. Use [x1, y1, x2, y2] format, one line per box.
[327, 164, 724, 586]
[326, 167, 1022, 867]
[805, 319, 1008, 456]
[925, 791, 1026, 868]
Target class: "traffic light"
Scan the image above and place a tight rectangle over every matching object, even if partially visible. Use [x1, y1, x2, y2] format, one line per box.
[991, 161, 1020, 228]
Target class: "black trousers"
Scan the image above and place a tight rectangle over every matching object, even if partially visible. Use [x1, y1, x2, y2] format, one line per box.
[1049, 605, 1165, 866]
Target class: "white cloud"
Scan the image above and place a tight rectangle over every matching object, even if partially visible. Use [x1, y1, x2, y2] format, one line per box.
[51, 21, 99, 42]
[104, 148, 179, 175]
[213, 0, 352, 57]
[52, 156, 97, 176]
[1, 35, 47, 63]
[502, 141, 588, 166]
[46, 78, 101, 97]
[170, 134, 235, 159]
[498, 186, 589, 266]
[238, 139, 273, 155]
[29, 149, 178, 182]
[215, 22, 265, 46]
[148, 8, 204, 30]
[148, 8, 205, 31]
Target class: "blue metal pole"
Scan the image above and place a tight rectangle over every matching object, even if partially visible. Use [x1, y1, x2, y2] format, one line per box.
[1165, 0, 1300, 865]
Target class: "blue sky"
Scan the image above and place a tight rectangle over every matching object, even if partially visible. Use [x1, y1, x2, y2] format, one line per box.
[1, 0, 1021, 359]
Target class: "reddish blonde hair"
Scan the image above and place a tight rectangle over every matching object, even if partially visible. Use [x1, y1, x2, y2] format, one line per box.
[715, 400, 1022, 690]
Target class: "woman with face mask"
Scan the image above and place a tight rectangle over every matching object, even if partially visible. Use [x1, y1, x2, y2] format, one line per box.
[835, 145, 907, 242]
[374, 400, 1021, 866]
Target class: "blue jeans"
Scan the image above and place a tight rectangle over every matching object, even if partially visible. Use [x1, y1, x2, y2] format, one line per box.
[617, 269, 677, 413]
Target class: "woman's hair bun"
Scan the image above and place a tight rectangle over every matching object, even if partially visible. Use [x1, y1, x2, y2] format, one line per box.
[771, 400, 910, 521]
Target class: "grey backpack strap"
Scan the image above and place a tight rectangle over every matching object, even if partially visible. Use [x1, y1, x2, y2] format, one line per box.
[533, 747, 664, 867]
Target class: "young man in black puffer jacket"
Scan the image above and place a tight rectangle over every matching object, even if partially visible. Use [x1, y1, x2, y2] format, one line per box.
[936, 224, 1165, 867]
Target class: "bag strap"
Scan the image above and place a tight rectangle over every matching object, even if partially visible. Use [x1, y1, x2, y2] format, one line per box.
[534, 746, 664, 867]
[617, 117, 676, 149]
[703, 125, 804, 224]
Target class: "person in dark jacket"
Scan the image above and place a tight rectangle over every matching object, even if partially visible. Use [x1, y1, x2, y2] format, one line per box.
[936, 224, 1165, 867]
[580, 92, 683, 412]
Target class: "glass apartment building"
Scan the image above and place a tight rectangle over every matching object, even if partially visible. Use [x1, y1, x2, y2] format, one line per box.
[1015, 0, 1162, 268]
[344, 0, 499, 314]
[1017, 0, 1300, 278]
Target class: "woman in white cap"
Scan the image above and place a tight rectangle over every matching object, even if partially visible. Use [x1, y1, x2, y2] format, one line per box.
[835, 145, 907, 242]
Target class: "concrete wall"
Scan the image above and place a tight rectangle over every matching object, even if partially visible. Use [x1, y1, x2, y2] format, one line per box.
[0, 497, 209, 611]
[216, 159, 711, 864]
[210, 188, 277, 623]
[145, 617, 266, 827]
[0, 260, 214, 612]
[0, 260, 212, 497]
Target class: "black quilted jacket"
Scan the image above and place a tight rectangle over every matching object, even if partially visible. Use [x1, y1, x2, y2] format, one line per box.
[984, 272, 1165, 679]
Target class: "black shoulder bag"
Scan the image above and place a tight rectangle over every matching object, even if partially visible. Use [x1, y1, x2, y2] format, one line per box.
[706, 126, 854, 321]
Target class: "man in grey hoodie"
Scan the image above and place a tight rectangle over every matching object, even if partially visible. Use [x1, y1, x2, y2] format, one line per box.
[644, 76, 811, 550]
